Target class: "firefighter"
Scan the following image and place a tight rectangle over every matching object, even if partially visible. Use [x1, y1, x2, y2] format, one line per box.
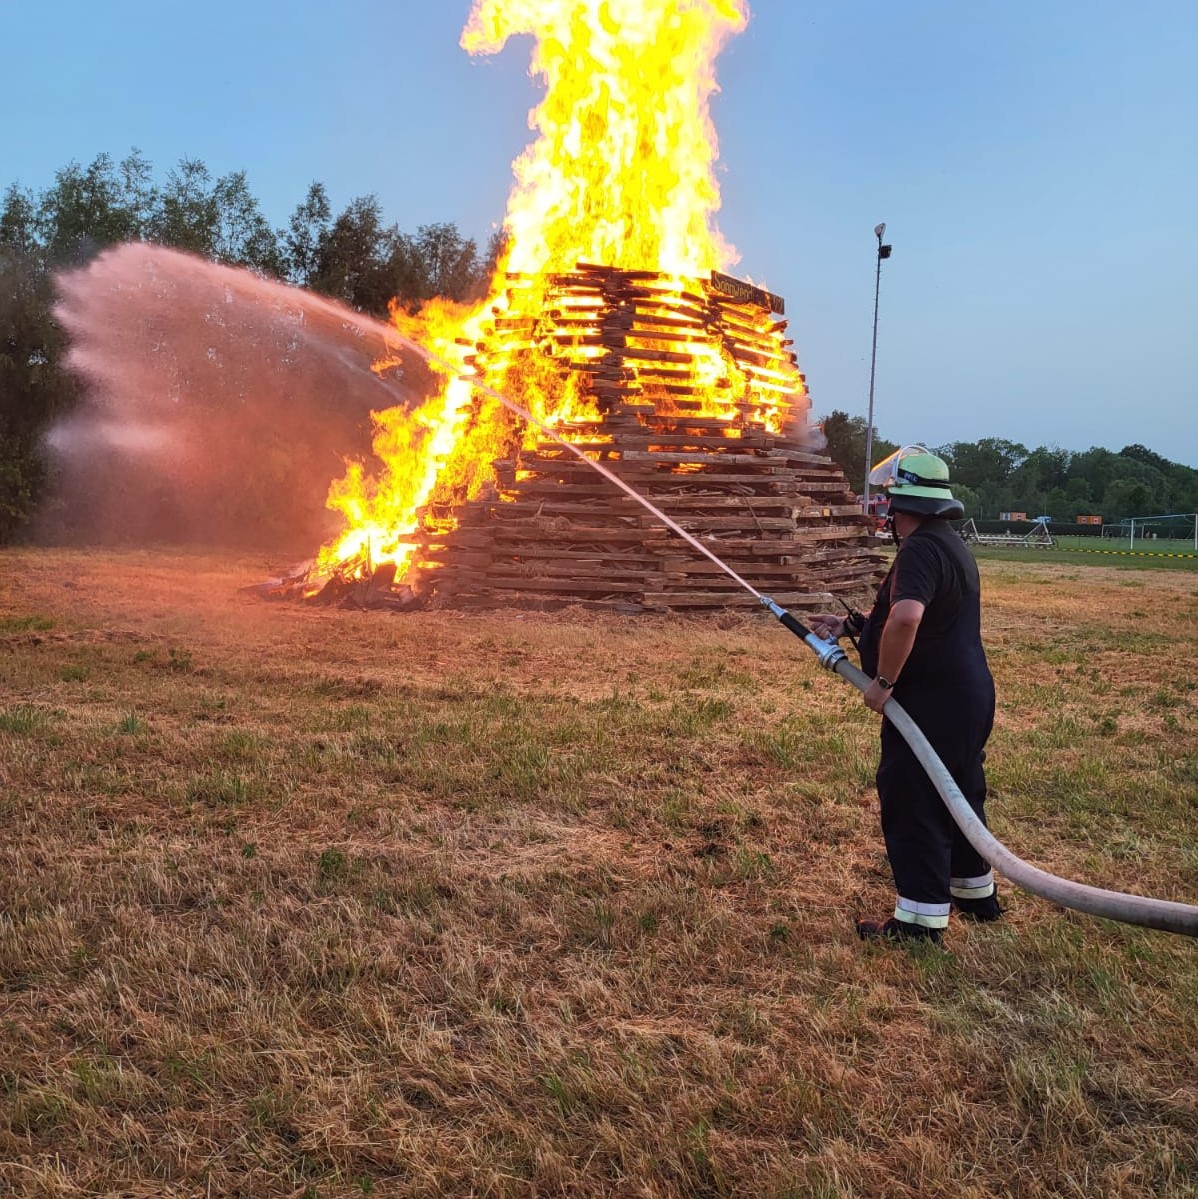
[812, 449, 1002, 943]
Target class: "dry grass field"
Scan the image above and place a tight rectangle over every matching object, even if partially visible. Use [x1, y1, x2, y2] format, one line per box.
[1, 548, 1196, 1198]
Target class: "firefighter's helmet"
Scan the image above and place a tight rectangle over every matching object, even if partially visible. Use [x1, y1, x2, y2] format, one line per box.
[882, 448, 964, 519]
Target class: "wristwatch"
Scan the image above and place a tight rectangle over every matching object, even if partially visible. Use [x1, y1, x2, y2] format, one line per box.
[876, 676, 895, 690]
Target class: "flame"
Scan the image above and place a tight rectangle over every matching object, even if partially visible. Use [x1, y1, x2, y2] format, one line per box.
[315, 298, 490, 577]
[462, 0, 746, 275]
[313, 0, 809, 589]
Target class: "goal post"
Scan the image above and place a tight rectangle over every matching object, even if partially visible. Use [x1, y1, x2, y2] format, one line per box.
[1126, 513, 1198, 549]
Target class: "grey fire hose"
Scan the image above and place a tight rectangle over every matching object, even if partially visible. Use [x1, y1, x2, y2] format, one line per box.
[761, 597, 1198, 938]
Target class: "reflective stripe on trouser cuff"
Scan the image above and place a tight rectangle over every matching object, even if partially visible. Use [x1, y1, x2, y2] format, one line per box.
[894, 897, 951, 929]
[950, 872, 995, 900]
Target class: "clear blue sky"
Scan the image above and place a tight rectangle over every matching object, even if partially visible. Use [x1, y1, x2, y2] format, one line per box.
[4, 1, 1196, 466]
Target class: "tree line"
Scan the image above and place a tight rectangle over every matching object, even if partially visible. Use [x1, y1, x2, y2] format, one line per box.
[0, 149, 501, 540]
[819, 411, 1198, 525]
[3, 149, 1193, 542]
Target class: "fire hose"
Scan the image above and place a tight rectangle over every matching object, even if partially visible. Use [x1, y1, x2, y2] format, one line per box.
[759, 597, 1198, 938]
[413, 342, 1198, 939]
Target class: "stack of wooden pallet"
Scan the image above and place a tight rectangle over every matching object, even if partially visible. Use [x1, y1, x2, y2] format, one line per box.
[411, 266, 882, 613]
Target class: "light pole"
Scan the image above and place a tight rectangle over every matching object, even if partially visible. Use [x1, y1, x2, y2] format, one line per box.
[862, 222, 892, 514]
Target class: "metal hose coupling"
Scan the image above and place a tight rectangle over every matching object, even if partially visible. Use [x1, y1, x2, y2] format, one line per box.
[759, 595, 847, 671]
[809, 635, 848, 671]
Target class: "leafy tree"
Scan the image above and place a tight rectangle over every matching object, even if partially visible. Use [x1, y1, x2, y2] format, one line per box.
[1107, 454, 1169, 514]
[148, 158, 283, 273]
[0, 185, 38, 255]
[1119, 443, 1174, 475]
[937, 437, 1027, 491]
[36, 153, 143, 265]
[1008, 446, 1071, 502]
[308, 194, 398, 314]
[818, 409, 897, 487]
[414, 222, 481, 301]
[1033, 478, 1097, 521]
[211, 170, 284, 274]
[116, 148, 158, 232]
[1069, 446, 1122, 500]
[148, 157, 221, 256]
[283, 182, 332, 287]
[303, 206, 495, 315]
[950, 481, 981, 516]
[386, 222, 490, 310]
[1104, 477, 1156, 521]
[0, 249, 80, 538]
[1117, 443, 1198, 514]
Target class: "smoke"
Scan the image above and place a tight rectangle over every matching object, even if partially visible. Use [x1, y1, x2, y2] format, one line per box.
[43, 243, 437, 552]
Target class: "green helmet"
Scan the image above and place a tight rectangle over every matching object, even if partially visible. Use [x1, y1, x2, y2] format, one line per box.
[883, 448, 964, 519]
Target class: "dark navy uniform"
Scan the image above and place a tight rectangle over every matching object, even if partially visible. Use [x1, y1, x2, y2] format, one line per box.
[859, 520, 996, 930]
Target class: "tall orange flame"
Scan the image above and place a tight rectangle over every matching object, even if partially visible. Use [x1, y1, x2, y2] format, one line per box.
[316, 0, 789, 585]
[463, 0, 746, 275]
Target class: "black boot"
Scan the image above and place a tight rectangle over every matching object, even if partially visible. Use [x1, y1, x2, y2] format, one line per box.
[952, 891, 1003, 922]
[856, 917, 943, 945]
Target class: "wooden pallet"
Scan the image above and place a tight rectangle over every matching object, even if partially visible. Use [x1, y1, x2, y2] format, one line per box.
[411, 266, 885, 614]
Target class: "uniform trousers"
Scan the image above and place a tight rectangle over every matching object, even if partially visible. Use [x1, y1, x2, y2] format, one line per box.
[876, 680, 995, 905]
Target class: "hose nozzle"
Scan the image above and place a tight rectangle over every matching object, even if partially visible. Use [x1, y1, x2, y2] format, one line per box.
[758, 595, 787, 621]
[759, 594, 847, 671]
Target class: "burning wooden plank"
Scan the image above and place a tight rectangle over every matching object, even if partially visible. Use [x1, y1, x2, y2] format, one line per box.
[268, 266, 883, 614]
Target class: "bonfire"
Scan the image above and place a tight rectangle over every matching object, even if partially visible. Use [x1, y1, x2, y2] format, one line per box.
[274, 0, 881, 613]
